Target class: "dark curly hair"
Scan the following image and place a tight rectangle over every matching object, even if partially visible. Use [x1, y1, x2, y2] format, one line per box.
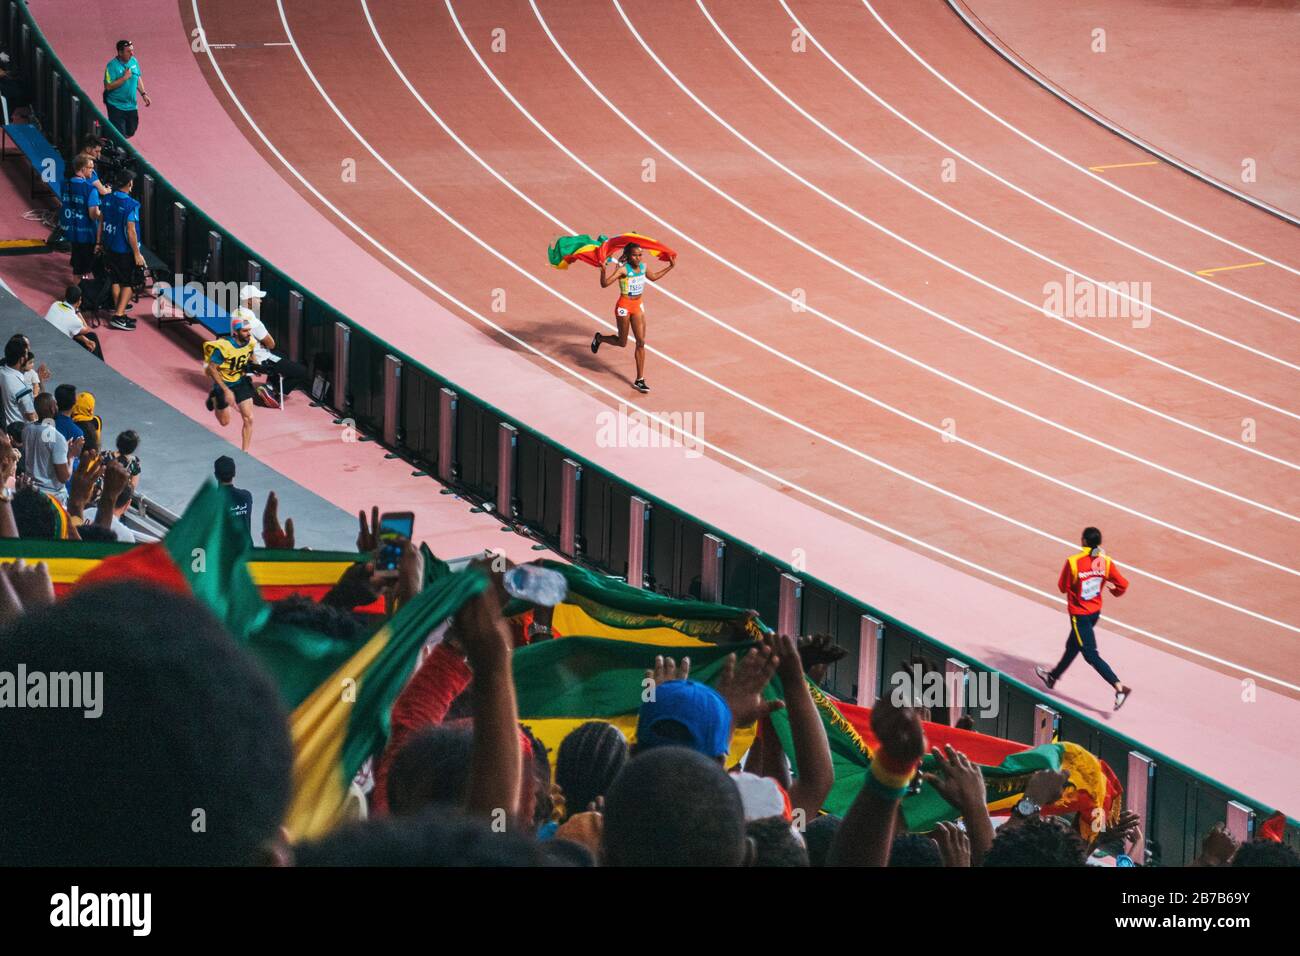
[747, 816, 809, 867]
[1232, 840, 1300, 867]
[983, 816, 1087, 867]
[0, 582, 292, 865]
[889, 832, 944, 867]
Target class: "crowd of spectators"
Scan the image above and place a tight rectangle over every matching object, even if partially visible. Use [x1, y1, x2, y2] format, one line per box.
[0, 327, 151, 543]
[0, 513, 1294, 867]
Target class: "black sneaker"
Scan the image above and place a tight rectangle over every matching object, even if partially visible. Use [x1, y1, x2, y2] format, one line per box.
[109, 316, 133, 331]
[1034, 666, 1057, 690]
[633, 378, 649, 393]
[591, 333, 601, 354]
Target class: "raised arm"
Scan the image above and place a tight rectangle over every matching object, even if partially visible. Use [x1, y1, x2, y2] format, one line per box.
[599, 258, 625, 289]
[456, 584, 524, 823]
[828, 696, 927, 866]
[646, 257, 675, 281]
[922, 744, 995, 864]
[770, 633, 833, 818]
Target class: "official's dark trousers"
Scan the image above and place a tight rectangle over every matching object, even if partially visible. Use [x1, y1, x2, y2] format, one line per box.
[1049, 611, 1121, 686]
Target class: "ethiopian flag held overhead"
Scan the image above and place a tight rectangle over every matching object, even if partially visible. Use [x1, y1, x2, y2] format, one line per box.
[764, 681, 1123, 833]
[534, 559, 764, 647]
[547, 232, 677, 269]
[282, 569, 488, 839]
[502, 561, 1120, 833]
[73, 480, 492, 839]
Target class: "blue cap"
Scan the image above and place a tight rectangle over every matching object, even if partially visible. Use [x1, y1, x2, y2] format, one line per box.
[636, 680, 732, 759]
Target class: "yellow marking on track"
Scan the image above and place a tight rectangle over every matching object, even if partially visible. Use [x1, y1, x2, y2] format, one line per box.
[1195, 261, 1267, 278]
[1087, 161, 1159, 172]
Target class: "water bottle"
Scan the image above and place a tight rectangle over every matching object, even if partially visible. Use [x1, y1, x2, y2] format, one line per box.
[502, 565, 569, 607]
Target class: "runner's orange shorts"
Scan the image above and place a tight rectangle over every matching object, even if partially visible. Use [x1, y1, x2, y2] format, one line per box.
[615, 295, 644, 319]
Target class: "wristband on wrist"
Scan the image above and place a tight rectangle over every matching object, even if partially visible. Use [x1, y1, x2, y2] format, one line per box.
[874, 749, 921, 778]
[870, 757, 916, 792]
[864, 767, 909, 801]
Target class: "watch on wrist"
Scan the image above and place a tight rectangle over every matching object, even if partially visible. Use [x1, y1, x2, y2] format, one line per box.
[1015, 797, 1041, 818]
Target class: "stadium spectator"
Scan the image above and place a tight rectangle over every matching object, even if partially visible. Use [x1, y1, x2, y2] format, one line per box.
[293, 811, 544, 867]
[828, 696, 927, 866]
[983, 817, 1089, 868]
[61, 154, 102, 283]
[746, 815, 809, 867]
[204, 314, 257, 450]
[377, 573, 527, 830]
[0, 581, 293, 865]
[101, 429, 141, 490]
[214, 455, 253, 534]
[601, 746, 750, 867]
[803, 813, 841, 867]
[1232, 839, 1300, 867]
[85, 461, 141, 543]
[798, 632, 847, 689]
[888, 833, 944, 867]
[0, 338, 37, 426]
[21, 394, 80, 504]
[102, 40, 150, 139]
[52, 385, 84, 445]
[44, 287, 104, 359]
[554, 720, 628, 822]
[69, 390, 102, 450]
[99, 170, 143, 331]
[4, 335, 50, 405]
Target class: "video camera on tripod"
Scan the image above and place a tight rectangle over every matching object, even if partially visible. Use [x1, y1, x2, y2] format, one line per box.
[90, 136, 132, 187]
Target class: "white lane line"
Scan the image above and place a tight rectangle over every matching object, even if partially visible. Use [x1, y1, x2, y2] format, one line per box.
[191, 0, 1300, 684]
[351, 32, 1298, 538]
[392, 0, 1300, 623]
[856, 0, 1300, 283]
[674, 0, 1300, 375]
[521, 0, 1300, 470]
[359, 0, 1300, 567]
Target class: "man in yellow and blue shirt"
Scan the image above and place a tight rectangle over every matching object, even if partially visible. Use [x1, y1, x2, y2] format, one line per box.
[203, 311, 256, 451]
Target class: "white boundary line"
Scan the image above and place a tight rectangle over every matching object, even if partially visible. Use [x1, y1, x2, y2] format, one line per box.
[520, 0, 1300, 466]
[941, 0, 1300, 228]
[855, 0, 1300, 282]
[186, 0, 1300, 678]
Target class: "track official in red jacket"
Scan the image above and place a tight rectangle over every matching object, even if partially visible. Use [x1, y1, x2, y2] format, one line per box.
[1036, 527, 1133, 710]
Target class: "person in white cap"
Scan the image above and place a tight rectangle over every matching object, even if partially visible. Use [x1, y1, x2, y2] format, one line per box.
[202, 312, 256, 450]
[239, 284, 309, 404]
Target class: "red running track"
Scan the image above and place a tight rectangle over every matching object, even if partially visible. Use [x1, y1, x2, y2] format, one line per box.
[957, 0, 1300, 220]
[34, 0, 1300, 812]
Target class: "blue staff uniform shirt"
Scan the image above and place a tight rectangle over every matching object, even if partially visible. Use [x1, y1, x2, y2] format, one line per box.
[100, 190, 140, 255]
[61, 176, 101, 244]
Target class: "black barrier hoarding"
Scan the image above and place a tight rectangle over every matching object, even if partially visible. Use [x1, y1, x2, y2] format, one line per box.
[6, 0, 1293, 865]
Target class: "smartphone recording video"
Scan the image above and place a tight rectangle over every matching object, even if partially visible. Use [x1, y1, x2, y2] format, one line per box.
[376, 512, 414, 573]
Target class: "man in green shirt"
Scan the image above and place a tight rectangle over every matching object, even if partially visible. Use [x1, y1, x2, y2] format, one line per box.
[103, 40, 151, 139]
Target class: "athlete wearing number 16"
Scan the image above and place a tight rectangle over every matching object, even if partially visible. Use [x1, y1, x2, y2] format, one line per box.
[1035, 526, 1133, 710]
[591, 242, 674, 394]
